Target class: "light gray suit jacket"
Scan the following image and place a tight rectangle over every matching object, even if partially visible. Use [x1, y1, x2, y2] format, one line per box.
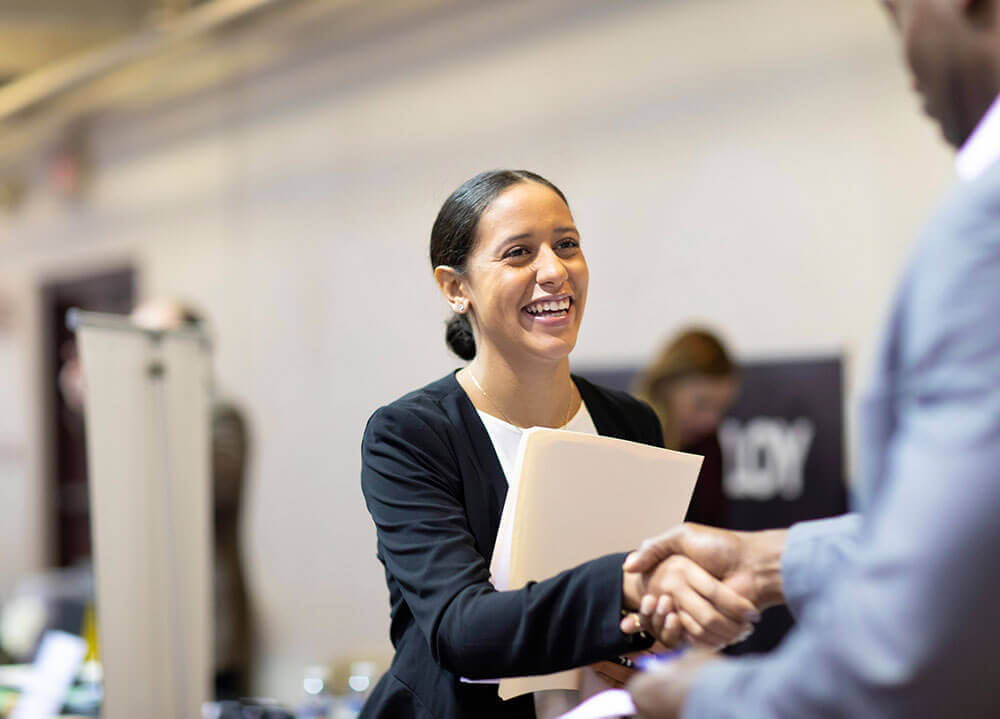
[685, 160, 1000, 717]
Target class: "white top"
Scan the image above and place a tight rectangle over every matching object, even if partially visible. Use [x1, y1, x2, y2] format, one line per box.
[956, 93, 1000, 182]
[476, 400, 598, 486]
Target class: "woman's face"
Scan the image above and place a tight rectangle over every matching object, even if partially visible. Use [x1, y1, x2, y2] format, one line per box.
[461, 181, 588, 365]
[666, 375, 738, 445]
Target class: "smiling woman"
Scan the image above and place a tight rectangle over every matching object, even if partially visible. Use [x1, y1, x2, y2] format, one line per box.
[358, 170, 758, 719]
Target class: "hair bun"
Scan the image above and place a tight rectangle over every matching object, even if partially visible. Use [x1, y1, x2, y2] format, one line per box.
[445, 314, 476, 360]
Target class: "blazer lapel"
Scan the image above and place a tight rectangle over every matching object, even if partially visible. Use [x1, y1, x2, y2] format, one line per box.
[441, 373, 508, 559]
[574, 375, 631, 440]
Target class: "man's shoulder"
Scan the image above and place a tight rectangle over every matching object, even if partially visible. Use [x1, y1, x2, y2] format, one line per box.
[891, 169, 1000, 385]
[927, 162, 1000, 245]
[906, 169, 1000, 293]
[967, 156, 1000, 203]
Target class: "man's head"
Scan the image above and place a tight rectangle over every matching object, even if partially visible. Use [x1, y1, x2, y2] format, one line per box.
[883, 0, 1000, 147]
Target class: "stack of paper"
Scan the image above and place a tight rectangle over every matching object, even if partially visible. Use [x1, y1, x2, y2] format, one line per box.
[489, 428, 702, 700]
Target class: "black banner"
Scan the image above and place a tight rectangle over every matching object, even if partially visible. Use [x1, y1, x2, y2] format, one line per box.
[580, 355, 849, 654]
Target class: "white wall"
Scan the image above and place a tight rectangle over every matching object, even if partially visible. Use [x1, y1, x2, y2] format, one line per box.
[0, 0, 955, 702]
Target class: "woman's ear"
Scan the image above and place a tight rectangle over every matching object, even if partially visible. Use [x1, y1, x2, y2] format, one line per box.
[434, 265, 469, 313]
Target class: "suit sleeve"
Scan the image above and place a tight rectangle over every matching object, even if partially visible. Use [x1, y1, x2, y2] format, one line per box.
[361, 404, 646, 680]
[682, 195, 1000, 717]
[780, 514, 861, 619]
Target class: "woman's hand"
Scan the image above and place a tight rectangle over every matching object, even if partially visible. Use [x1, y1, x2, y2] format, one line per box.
[623, 554, 759, 650]
[583, 660, 635, 692]
[581, 649, 650, 699]
[625, 523, 787, 610]
[629, 651, 721, 719]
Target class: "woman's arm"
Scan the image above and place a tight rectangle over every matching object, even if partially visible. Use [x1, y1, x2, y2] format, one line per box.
[362, 403, 645, 679]
[362, 403, 753, 679]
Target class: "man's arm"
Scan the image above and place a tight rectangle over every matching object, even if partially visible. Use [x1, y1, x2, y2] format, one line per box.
[632, 425, 1000, 718]
[623, 514, 862, 646]
[780, 513, 861, 618]
[632, 185, 1000, 718]
[625, 524, 787, 613]
[672, 438, 1000, 718]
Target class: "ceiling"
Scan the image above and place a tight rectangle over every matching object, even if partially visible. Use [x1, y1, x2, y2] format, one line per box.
[0, 0, 481, 169]
[0, 0, 704, 171]
[0, 1, 204, 87]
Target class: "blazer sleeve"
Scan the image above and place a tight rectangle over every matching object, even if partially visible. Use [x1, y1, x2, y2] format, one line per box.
[361, 403, 646, 680]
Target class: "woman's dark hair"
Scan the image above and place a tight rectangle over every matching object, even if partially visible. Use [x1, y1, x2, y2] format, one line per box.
[430, 169, 569, 360]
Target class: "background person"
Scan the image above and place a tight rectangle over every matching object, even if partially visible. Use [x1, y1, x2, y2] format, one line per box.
[635, 329, 738, 528]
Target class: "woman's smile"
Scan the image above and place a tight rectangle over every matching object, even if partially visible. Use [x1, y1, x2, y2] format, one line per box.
[521, 294, 575, 326]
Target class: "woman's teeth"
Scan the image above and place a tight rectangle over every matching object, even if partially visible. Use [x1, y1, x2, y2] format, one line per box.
[524, 298, 571, 316]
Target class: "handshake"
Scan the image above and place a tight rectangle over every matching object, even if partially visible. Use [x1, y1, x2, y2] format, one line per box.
[619, 522, 788, 650]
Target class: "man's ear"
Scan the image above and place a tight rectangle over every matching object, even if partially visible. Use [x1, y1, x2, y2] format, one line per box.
[434, 265, 468, 312]
[964, 0, 994, 27]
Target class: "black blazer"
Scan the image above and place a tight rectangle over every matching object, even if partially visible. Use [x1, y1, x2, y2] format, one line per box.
[359, 372, 663, 718]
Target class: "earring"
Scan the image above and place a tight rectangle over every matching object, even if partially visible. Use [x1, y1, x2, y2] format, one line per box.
[455, 302, 466, 313]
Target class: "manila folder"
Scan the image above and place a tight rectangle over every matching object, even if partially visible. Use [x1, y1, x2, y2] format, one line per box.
[498, 428, 702, 701]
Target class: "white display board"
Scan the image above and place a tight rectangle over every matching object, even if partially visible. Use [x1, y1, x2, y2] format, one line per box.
[0, 324, 31, 591]
[72, 311, 212, 719]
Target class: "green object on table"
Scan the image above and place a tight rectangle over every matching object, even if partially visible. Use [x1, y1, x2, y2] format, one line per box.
[0, 686, 21, 717]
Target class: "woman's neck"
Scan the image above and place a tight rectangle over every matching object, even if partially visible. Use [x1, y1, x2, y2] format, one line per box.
[461, 351, 578, 429]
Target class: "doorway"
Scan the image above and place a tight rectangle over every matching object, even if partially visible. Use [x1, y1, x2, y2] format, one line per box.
[41, 267, 136, 567]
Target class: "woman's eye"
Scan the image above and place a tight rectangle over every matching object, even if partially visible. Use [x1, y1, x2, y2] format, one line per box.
[556, 238, 580, 250]
[504, 247, 529, 259]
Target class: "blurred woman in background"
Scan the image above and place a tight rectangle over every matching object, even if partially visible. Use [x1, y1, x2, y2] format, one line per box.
[636, 329, 739, 528]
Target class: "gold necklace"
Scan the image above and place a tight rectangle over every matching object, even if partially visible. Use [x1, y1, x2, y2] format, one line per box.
[468, 369, 574, 429]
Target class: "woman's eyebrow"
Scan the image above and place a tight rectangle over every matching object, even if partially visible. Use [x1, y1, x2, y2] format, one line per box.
[552, 226, 578, 235]
[501, 232, 532, 244]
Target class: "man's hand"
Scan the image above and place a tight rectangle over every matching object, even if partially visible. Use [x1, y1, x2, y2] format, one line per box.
[628, 652, 720, 719]
[630, 555, 758, 649]
[625, 523, 788, 610]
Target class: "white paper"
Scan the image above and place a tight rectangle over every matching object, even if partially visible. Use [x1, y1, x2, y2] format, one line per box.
[499, 428, 701, 700]
[554, 689, 636, 719]
[12, 630, 87, 719]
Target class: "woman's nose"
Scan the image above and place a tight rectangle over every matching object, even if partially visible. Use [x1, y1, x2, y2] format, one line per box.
[534, 246, 569, 287]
